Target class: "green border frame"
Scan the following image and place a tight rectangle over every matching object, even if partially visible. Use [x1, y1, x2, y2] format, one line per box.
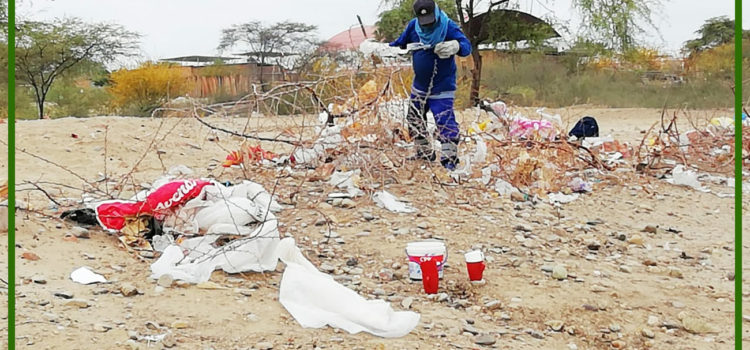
[0, 1, 744, 350]
[736, 0, 743, 346]
[7, 0, 14, 348]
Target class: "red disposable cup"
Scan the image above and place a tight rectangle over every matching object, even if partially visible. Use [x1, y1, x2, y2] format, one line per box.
[465, 250, 485, 282]
[420, 259, 439, 294]
[466, 261, 486, 281]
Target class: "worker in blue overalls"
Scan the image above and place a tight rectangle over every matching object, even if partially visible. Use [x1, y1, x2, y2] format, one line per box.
[390, 0, 472, 170]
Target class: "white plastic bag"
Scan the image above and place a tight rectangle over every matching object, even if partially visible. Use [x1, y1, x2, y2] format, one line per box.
[277, 238, 420, 338]
[373, 191, 417, 213]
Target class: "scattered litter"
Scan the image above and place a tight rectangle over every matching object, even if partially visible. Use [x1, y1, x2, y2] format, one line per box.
[549, 192, 580, 204]
[494, 179, 518, 196]
[568, 177, 592, 193]
[668, 165, 709, 192]
[70, 267, 107, 285]
[373, 191, 417, 213]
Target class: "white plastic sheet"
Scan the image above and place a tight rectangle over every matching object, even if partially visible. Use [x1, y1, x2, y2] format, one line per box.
[329, 170, 364, 197]
[373, 191, 417, 213]
[277, 238, 420, 338]
[150, 220, 280, 283]
[549, 192, 580, 204]
[669, 165, 709, 192]
[70, 267, 107, 285]
[494, 179, 518, 196]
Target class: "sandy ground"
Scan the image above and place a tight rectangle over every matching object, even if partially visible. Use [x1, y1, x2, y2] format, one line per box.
[9, 107, 747, 349]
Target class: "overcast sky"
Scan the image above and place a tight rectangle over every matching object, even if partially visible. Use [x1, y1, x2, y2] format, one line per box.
[18, 0, 743, 67]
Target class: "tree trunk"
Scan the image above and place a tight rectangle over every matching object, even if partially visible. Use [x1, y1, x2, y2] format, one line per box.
[469, 44, 482, 105]
[36, 94, 45, 119]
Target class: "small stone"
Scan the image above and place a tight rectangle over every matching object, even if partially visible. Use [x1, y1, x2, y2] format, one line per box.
[611, 340, 626, 349]
[727, 272, 736, 281]
[641, 328, 655, 338]
[484, 300, 502, 310]
[546, 320, 564, 332]
[619, 265, 632, 273]
[628, 234, 644, 245]
[161, 333, 177, 348]
[643, 225, 658, 234]
[171, 320, 189, 329]
[255, 341, 273, 350]
[609, 324, 621, 332]
[120, 283, 139, 297]
[647, 315, 659, 326]
[463, 324, 479, 335]
[552, 265, 568, 280]
[511, 192, 526, 202]
[401, 297, 413, 309]
[93, 323, 112, 332]
[586, 241, 601, 251]
[474, 334, 496, 346]
[528, 329, 545, 339]
[31, 275, 47, 284]
[668, 268, 683, 278]
[128, 330, 139, 340]
[349, 267, 364, 275]
[21, 252, 41, 261]
[157, 274, 174, 288]
[437, 293, 449, 302]
[362, 212, 375, 221]
[64, 299, 90, 309]
[671, 301, 686, 309]
[72, 227, 90, 238]
[320, 263, 336, 273]
[339, 199, 356, 208]
[237, 289, 254, 297]
[591, 285, 608, 293]
[53, 291, 74, 299]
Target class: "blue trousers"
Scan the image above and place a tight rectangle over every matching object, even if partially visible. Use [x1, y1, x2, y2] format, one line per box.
[408, 95, 460, 142]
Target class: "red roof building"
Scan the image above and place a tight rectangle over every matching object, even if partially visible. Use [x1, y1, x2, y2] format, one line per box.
[321, 25, 377, 52]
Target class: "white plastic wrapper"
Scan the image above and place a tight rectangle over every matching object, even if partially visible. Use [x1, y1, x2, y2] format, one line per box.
[669, 165, 709, 192]
[70, 267, 107, 285]
[372, 191, 417, 213]
[549, 192, 580, 204]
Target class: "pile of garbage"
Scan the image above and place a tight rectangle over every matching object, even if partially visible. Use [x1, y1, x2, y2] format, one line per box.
[63, 170, 420, 338]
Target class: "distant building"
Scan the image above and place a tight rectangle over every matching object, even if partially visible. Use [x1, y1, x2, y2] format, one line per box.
[159, 55, 293, 98]
[321, 25, 377, 52]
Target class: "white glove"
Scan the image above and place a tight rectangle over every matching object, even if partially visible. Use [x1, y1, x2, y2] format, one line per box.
[434, 40, 460, 59]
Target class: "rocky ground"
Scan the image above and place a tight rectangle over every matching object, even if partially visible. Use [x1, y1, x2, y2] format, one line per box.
[9, 108, 747, 349]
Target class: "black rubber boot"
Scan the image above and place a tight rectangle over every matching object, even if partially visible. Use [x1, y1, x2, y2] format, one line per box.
[407, 137, 436, 162]
[440, 138, 460, 170]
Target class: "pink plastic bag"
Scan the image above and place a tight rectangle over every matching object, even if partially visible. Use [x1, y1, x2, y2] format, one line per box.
[509, 119, 558, 141]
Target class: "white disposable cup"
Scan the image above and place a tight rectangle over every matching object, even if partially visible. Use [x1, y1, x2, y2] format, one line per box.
[464, 250, 484, 263]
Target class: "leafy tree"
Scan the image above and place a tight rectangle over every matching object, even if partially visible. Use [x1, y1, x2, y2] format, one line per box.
[684, 16, 750, 55]
[108, 62, 195, 116]
[572, 0, 663, 52]
[15, 18, 139, 118]
[218, 21, 318, 89]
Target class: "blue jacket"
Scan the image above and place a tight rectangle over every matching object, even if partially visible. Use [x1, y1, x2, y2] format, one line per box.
[390, 18, 472, 97]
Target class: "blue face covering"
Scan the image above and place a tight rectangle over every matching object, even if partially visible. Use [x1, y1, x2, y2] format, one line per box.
[415, 3, 450, 47]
